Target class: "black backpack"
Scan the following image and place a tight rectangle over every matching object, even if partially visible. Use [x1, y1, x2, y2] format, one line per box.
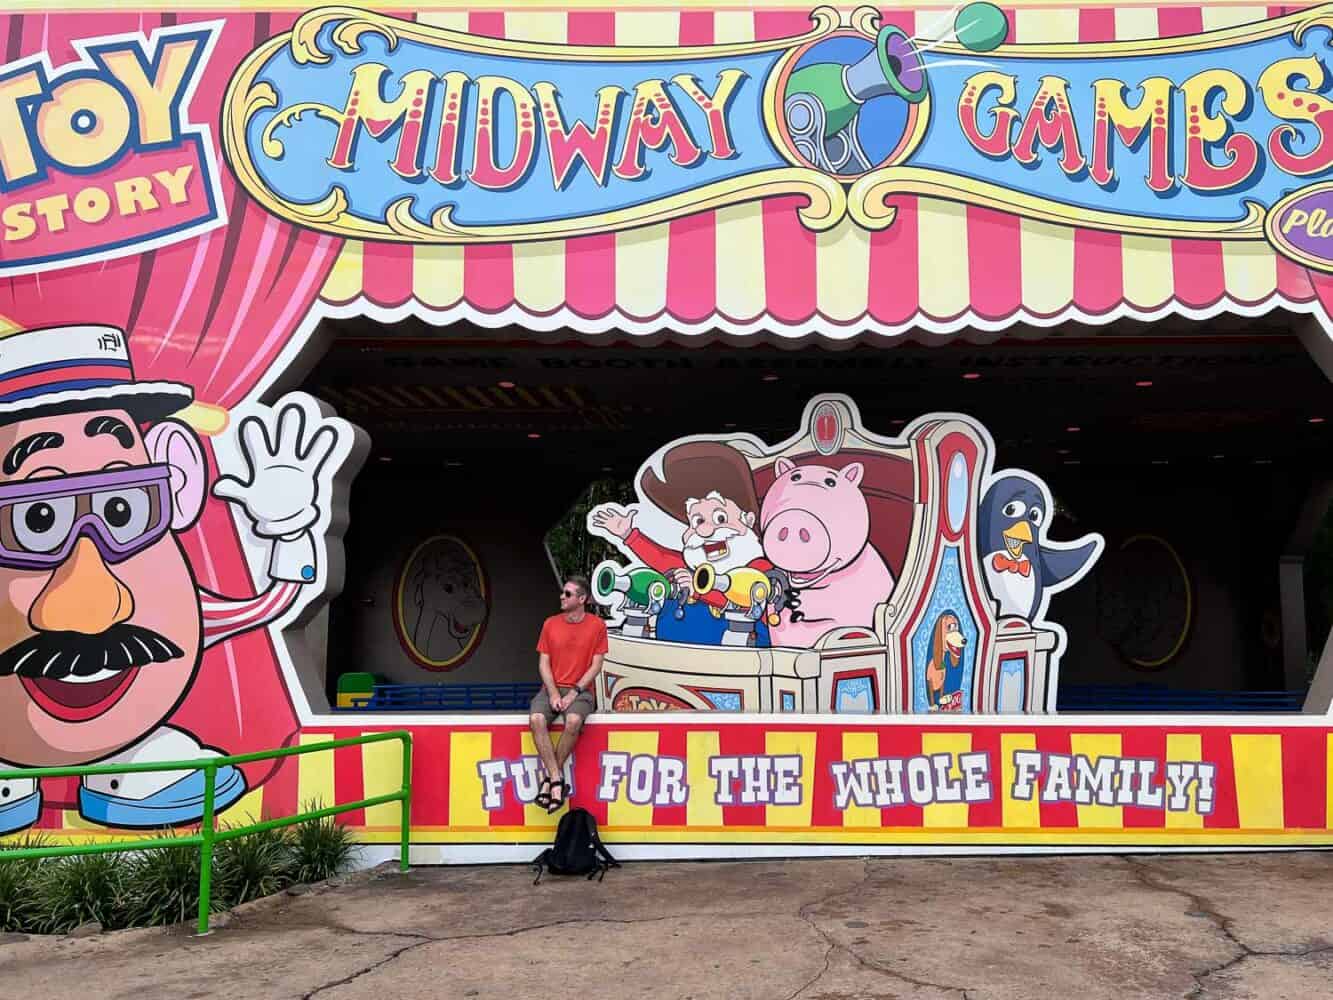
[532, 807, 619, 883]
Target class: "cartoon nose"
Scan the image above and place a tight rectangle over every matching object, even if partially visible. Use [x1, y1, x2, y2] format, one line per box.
[29, 537, 135, 635]
[764, 510, 831, 573]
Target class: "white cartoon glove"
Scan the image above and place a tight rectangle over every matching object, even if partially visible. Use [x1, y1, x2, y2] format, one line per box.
[213, 402, 337, 539]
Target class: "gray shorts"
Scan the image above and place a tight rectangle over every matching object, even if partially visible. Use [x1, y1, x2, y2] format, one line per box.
[530, 686, 596, 723]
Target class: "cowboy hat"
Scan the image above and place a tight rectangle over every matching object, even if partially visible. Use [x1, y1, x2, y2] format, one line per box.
[638, 440, 760, 521]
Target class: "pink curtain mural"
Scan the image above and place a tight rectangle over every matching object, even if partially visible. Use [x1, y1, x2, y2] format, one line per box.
[0, 11, 343, 820]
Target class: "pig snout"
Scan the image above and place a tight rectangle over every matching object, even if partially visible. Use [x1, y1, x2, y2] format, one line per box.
[763, 509, 831, 572]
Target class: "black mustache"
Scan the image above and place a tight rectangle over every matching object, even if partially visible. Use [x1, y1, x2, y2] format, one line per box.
[0, 623, 183, 680]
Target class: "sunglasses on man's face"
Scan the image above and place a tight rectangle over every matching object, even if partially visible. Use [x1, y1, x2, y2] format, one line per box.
[560, 590, 578, 599]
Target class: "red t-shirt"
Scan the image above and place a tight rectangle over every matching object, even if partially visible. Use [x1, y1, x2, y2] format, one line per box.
[537, 613, 609, 688]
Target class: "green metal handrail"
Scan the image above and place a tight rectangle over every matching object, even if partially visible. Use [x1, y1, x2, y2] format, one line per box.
[0, 730, 413, 935]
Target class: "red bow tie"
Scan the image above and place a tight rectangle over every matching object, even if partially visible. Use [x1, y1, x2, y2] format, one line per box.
[992, 553, 1031, 576]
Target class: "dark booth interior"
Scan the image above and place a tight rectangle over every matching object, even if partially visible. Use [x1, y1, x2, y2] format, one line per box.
[299, 310, 1332, 713]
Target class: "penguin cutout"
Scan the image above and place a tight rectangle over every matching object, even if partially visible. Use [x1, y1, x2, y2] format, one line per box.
[978, 471, 1103, 622]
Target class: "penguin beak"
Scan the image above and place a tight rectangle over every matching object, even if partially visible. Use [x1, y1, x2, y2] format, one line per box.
[1002, 520, 1033, 556]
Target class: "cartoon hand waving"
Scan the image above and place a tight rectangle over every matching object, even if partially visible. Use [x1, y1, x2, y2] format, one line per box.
[590, 504, 636, 540]
[213, 403, 338, 539]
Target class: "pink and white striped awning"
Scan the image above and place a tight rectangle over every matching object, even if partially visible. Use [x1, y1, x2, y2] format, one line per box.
[316, 4, 1329, 339]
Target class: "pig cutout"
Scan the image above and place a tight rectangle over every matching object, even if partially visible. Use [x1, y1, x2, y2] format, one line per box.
[760, 457, 895, 647]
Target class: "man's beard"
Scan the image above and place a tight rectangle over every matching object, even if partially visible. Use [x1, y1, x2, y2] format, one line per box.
[0, 623, 184, 680]
[682, 527, 765, 574]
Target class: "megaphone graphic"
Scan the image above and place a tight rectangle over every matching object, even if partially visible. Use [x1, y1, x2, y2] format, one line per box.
[785, 26, 928, 141]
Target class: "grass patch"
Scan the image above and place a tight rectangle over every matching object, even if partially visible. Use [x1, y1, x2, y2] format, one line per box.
[0, 833, 51, 933]
[33, 852, 129, 933]
[0, 807, 363, 935]
[215, 823, 294, 906]
[122, 833, 209, 929]
[289, 805, 357, 885]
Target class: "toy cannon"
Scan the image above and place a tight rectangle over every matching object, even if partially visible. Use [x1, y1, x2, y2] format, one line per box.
[781, 3, 1007, 174]
[692, 563, 790, 647]
[593, 561, 671, 638]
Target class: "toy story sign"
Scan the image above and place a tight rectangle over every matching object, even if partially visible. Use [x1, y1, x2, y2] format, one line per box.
[0, 22, 226, 275]
[228, 4, 1333, 271]
[586, 395, 1102, 716]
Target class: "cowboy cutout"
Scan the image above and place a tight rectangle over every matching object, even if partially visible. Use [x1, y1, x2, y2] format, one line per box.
[0, 324, 350, 833]
[590, 441, 777, 646]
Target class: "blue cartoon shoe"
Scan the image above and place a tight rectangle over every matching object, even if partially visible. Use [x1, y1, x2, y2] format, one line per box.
[0, 778, 41, 835]
[78, 726, 247, 829]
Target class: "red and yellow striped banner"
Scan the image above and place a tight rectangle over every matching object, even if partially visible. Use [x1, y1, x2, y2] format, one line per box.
[30, 720, 1333, 852]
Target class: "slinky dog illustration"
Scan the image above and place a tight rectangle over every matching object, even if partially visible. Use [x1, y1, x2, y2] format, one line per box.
[925, 611, 967, 711]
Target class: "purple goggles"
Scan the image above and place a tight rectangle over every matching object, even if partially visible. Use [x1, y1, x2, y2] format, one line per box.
[0, 465, 172, 571]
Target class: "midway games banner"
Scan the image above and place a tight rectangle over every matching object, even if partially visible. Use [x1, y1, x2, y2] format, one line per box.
[224, 4, 1333, 270]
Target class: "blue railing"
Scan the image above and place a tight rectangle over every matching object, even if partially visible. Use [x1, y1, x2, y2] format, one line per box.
[1057, 684, 1306, 713]
[337, 682, 542, 712]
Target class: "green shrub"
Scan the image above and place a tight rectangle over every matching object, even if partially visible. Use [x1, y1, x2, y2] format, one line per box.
[33, 852, 128, 933]
[289, 806, 356, 884]
[121, 834, 209, 928]
[0, 834, 50, 932]
[214, 823, 294, 906]
[0, 808, 364, 935]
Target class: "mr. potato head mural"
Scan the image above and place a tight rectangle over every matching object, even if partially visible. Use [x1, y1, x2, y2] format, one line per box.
[0, 324, 358, 834]
[589, 396, 1102, 716]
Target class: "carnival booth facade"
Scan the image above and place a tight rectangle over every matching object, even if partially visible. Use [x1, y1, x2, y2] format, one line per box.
[0, 0, 1330, 860]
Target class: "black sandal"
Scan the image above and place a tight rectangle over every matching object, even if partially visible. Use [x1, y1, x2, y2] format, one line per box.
[534, 776, 554, 810]
[546, 779, 568, 814]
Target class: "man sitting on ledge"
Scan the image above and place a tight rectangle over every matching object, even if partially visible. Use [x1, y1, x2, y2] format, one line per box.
[529, 575, 607, 813]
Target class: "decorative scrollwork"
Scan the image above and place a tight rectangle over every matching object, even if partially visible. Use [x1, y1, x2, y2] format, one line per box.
[237, 80, 277, 122]
[290, 6, 399, 65]
[288, 4, 840, 64]
[1289, 6, 1333, 45]
[261, 102, 342, 159]
[805, 6, 843, 36]
[848, 167, 1268, 240]
[847, 6, 885, 37]
[284, 186, 351, 226]
[374, 168, 849, 244]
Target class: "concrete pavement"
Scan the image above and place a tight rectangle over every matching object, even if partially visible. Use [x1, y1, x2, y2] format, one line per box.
[2, 852, 1330, 999]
